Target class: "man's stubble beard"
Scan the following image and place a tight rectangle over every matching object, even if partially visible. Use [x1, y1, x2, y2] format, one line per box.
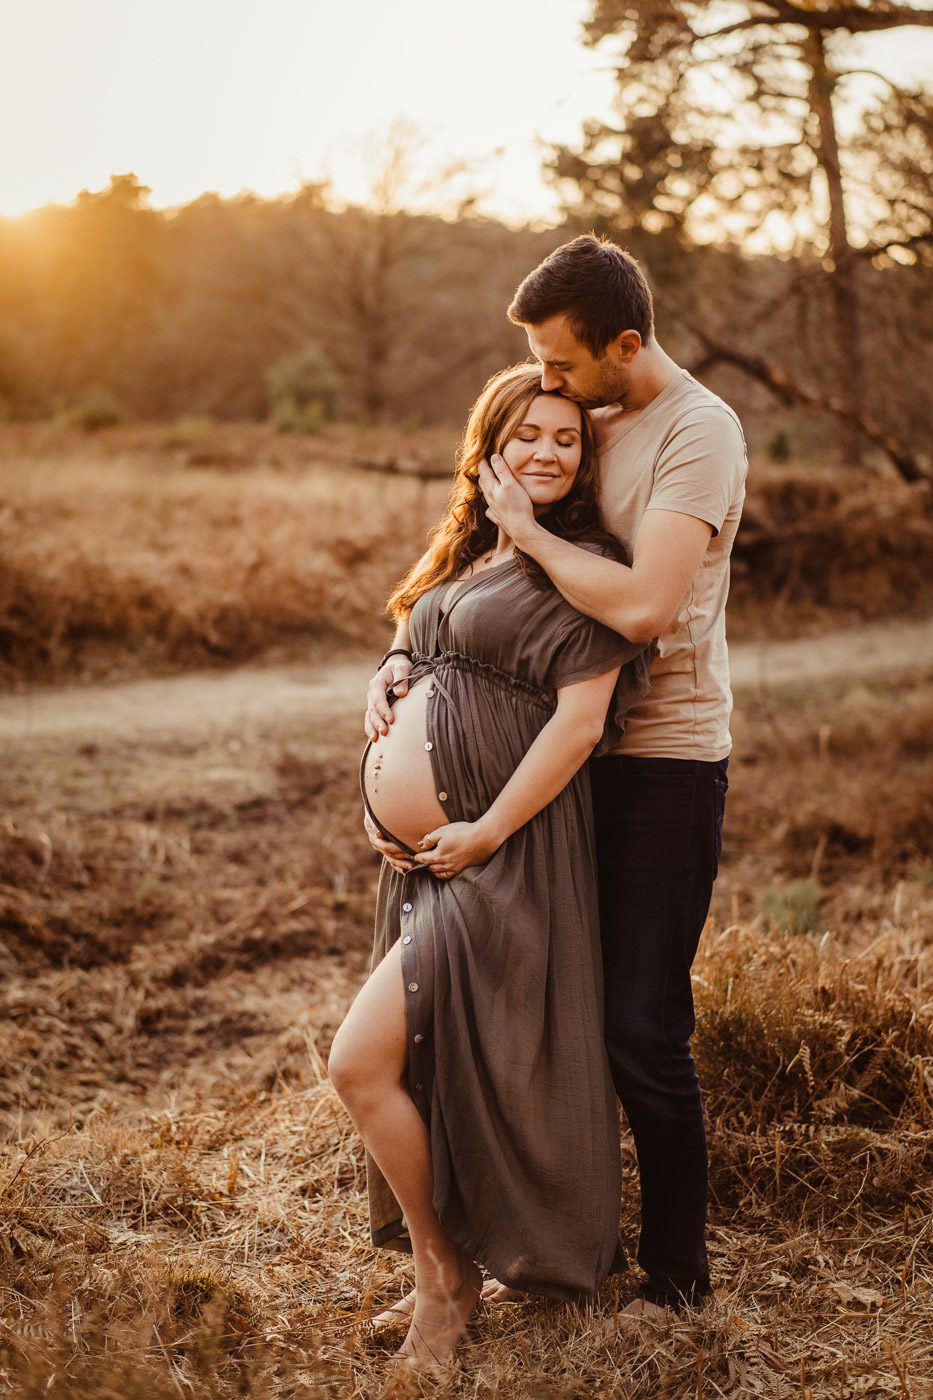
[583, 365, 631, 411]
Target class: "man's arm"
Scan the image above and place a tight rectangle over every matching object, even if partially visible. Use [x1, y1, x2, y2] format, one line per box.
[478, 455, 712, 643]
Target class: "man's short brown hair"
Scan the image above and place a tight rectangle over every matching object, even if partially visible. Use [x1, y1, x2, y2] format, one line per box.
[508, 233, 654, 356]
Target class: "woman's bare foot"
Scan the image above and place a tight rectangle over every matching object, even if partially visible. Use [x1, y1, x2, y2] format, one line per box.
[371, 1286, 416, 1330]
[395, 1260, 482, 1369]
[389, 1274, 525, 1323]
[618, 1296, 670, 1323]
[480, 1277, 526, 1303]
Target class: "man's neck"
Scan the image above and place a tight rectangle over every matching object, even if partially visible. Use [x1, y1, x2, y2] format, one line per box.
[616, 341, 682, 413]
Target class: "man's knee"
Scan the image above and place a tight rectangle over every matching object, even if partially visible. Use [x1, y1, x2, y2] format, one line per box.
[605, 1016, 664, 1083]
[605, 1013, 697, 1097]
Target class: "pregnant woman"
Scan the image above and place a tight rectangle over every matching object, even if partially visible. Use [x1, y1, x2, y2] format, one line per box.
[328, 363, 653, 1369]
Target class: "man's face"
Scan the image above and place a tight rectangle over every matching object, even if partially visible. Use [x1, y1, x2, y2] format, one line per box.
[524, 313, 632, 409]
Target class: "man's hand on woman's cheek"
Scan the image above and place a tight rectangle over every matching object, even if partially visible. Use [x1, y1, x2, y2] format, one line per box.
[477, 455, 536, 543]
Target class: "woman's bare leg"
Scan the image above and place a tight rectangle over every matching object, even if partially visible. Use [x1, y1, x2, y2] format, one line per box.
[329, 940, 481, 1366]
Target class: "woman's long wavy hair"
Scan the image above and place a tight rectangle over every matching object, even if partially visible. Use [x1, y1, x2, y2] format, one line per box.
[387, 363, 624, 620]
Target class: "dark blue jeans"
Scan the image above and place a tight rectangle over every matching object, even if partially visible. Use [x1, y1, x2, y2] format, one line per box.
[589, 754, 729, 1309]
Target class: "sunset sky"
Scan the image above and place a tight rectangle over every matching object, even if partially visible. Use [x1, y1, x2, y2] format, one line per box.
[2, 0, 931, 225]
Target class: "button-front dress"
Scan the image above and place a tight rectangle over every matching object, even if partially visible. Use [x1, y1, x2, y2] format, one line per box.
[364, 553, 653, 1302]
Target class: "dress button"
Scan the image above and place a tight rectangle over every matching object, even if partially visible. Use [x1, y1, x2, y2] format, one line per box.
[424, 741, 433, 751]
[402, 902, 412, 913]
[438, 791, 448, 802]
[408, 982, 419, 993]
[426, 688, 435, 698]
[402, 935, 412, 944]
[414, 1033, 424, 1044]
[415, 1082, 423, 1092]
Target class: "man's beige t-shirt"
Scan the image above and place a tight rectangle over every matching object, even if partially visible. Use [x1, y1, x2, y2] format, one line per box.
[593, 370, 747, 761]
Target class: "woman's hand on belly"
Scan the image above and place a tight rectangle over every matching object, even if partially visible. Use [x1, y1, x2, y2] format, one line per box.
[413, 820, 500, 879]
[363, 809, 414, 875]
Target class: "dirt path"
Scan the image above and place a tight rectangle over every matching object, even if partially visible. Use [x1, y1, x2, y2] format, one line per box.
[2, 618, 932, 746]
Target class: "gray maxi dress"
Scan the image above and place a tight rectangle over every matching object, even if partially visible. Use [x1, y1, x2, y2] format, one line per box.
[365, 552, 653, 1302]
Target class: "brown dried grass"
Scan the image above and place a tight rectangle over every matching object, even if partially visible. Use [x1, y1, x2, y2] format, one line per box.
[1, 600, 931, 1396]
[727, 673, 933, 931]
[0, 422, 451, 683]
[733, 467, 933, 634]
[1, 921, 929, 1398]
[3, 423, 931, 684]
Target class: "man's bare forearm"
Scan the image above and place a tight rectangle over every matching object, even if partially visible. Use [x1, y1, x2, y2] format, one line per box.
[478, 453, 713, 644]
[516, 522, 656, 642]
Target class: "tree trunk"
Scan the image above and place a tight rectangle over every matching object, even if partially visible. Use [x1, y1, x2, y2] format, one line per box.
[807, 29, 865, 467]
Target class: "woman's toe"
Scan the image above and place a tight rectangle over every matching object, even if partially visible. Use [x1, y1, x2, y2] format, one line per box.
[480, 1278, 526, 1303]
[371, 1286, 416, 1329]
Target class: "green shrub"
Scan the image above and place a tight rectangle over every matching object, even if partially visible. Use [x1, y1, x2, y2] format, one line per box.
[270, 394, 328, 436]
[761, 878, 823, 932]
[266, 344, 340, 433]
[767, 428, 792, 463]
[67, 386, 126, 431]
[161, 414, 212, 449]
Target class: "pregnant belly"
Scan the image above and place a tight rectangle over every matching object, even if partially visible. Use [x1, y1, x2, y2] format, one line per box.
[363, 675, 448, 852]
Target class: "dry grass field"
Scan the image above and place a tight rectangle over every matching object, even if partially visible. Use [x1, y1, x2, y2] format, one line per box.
[0, 423, 453, 686]
[1, 424, 931, 1397]
[2, 422, 932, 685]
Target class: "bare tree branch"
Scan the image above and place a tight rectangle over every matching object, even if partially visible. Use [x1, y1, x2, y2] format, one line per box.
[561, 1, 933, 470]
[835, 67, 905, 91]
[774, 1, 933, 32]
[657, 289, 930, 483]
[850, 230, 933, 260]
[700, 1, 933, 39]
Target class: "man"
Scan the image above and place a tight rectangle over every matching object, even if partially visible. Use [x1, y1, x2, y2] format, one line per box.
[364, 233, 747, 1318]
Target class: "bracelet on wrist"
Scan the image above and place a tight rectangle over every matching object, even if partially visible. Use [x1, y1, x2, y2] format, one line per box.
[379, 647, 413, 669]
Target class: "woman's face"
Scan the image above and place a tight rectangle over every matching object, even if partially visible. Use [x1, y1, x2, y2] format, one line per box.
[500, 394, 583, 513]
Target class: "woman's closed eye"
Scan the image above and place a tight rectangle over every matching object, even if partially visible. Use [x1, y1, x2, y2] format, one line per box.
[516, 431, 578, 447]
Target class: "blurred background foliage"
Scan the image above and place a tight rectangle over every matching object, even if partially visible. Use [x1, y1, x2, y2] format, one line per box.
[0, 1, 929, 480]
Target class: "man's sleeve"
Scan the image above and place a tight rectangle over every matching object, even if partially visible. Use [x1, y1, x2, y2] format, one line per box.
[646, 407, 747, 538]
